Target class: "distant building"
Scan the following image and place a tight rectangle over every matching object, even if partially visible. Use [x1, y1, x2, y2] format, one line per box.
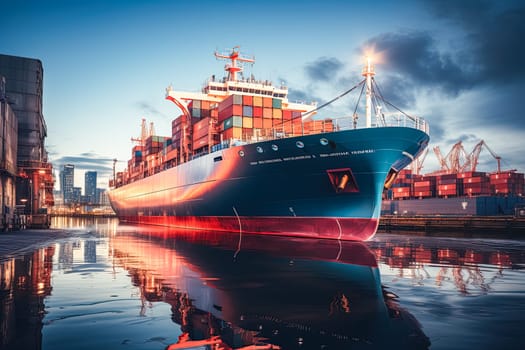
[96, 188, 109, 205]
[72, 187, 82, 203]
[84, 171, 97, 203]
[60, 164, 74, 204]
[0, 54, 54, 217]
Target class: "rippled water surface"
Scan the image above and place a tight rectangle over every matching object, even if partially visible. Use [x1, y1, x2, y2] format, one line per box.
[1, 217, 524, 349]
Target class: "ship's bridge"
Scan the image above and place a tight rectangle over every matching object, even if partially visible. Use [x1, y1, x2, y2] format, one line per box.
[204, 78, 288, 99]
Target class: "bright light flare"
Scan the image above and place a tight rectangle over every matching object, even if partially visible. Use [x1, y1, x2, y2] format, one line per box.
[361, 46, 385, 66]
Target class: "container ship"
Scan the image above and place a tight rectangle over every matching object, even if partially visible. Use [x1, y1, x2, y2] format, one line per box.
[108, 47, 430, 241]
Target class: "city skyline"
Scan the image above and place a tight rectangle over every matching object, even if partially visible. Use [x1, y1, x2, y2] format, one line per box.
[1, 0, 524, 188]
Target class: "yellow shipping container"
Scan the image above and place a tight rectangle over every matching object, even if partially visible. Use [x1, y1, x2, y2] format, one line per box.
[243, 117, 253, 128]
[253, 96, 263, 107]
[272, 109, 282, 119]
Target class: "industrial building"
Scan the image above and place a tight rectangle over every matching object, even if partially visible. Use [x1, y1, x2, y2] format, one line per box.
[0, 54, 54, 229]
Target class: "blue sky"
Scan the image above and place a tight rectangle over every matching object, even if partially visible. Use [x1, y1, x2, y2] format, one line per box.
[2, 0, 524, 190]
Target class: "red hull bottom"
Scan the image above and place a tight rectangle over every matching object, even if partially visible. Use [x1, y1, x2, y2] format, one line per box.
[118, 215, 379, 241]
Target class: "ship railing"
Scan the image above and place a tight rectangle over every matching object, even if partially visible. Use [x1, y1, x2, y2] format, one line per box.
[221, 113, 429, 146]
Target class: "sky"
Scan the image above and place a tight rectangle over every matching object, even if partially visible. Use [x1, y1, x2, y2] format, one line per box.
[1, 0, 524, 191]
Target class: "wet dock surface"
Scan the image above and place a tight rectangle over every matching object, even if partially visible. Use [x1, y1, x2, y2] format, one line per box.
[0, 229, 72, 260]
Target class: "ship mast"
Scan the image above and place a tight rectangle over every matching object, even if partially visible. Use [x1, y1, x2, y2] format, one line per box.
[362, 56, 375, 128]
[214, 47, 255, 82]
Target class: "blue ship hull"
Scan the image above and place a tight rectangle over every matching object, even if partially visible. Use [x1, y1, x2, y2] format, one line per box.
[108, 126, 429, 240]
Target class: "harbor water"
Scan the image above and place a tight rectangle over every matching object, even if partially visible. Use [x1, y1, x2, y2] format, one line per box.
[1, 217, 524, 350]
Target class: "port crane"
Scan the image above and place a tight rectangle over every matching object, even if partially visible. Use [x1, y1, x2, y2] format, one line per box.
[411, 148, 429, 175]
[433, 139, 505, 174]
[433, 141, 469, 174]
[131, 118, 156, 146]
[462, 140, 502, 173]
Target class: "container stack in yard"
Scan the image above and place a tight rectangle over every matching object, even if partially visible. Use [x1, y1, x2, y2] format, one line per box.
[382, 169, 525, 216]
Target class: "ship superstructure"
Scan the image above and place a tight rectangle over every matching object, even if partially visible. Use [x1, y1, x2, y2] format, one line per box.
[108, 47, 429, 241]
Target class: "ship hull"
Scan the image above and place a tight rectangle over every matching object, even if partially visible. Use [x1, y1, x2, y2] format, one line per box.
[109, 126, 429, 240]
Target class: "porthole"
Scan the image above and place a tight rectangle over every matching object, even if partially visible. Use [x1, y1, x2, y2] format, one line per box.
[296, 141, 304, 148]
[271, 144, 278, 151]
[239, 150, 245, 157]
[320, 138, 329, 146]
[256, 146, 264, 153]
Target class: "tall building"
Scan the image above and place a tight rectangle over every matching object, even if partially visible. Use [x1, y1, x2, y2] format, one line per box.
[84, 171, 97, 204]
[0, 54, 54, 215]
[61, 164, 74, 204]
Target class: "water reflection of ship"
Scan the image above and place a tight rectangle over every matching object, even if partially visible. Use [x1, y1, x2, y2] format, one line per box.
[368, 237, 524, 295]
[110, 229, 430, 349]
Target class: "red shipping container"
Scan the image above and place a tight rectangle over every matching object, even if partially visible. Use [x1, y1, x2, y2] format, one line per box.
[193, 135, 210, 149]
[415, 191, 434, 198]
[283, 109, 292, 120]
[253, 106, 263, 117]
[242, 95, 253, 105]
[218, 105, 243, 122]
[463, 176, 488, 184]
[242, 128, 254, 139]
[458, 171, 486, 178]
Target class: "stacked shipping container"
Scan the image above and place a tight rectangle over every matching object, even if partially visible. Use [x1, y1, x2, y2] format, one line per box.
[120, 93, 339, 186]
[385, 169, 525, 200]
[490, 171, 525, 195]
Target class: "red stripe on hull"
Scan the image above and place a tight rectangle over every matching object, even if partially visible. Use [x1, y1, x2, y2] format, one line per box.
[118, 215, 379, 241]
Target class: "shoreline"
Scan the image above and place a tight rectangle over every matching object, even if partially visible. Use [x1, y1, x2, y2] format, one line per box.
[379, 215, 525, 235]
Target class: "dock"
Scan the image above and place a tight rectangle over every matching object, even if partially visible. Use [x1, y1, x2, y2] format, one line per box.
[379, 215, 525, 234]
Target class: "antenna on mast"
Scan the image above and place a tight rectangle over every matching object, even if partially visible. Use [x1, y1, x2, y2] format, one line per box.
[362, 56, 375, 128]
[214, 46, 255, 82]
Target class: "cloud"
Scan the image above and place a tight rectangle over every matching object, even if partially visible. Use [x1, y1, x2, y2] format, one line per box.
[51, 154, 115, 177]
[423, 0, 525, 83]
[136, 101, 169, 119]
[361, 31, 475, 97]
[305, 57, 345, 82]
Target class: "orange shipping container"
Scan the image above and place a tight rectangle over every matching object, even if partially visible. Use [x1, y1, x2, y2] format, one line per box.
[263, 118, 273, 129]
[263, 107, 273, 119]
[253, 117, 263, 129]
[262, 97, 273, 108]
[193, 135, 210, 149]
